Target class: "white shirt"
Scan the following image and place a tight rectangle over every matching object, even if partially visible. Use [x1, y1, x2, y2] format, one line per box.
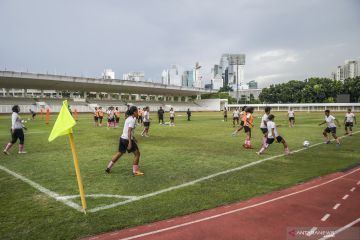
[143, 111, 149, 122]
[267, 121, 278, 138]
[325, 115, 336, 128]
[288, 110, 295, 117]
[233, 110, 240, 118]
[260, 113, 269, 128]
[12, 112, 23, 129]
[121, 116, 136, 140]
[170, 110, 175, 118]
[345, 113, 355, 123]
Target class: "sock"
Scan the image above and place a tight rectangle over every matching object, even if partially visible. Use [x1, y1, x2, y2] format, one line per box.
[4, 143, 13, 152]
[133, 165, 139, 173]
[259, 147, 266, 154]
[107, 161, 114, 169]
[19, 144, 24, 152]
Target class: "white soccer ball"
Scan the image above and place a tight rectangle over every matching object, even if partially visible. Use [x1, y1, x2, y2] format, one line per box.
[303, 140, 310, 147]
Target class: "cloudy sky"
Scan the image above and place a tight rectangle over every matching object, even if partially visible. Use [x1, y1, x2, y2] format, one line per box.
[0, 0, 359, 87]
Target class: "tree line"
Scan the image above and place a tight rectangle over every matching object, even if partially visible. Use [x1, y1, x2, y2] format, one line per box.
[258, 77, 360, 103]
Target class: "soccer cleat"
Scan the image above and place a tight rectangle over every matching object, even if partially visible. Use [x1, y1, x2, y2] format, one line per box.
[133, 171, 144, 176]
[105, 168, 111, 174]
[3, 150, 9, 155]
[325, 140, 331, 144]
[256, 152, 261, 155]
[18, 151, 27, 154]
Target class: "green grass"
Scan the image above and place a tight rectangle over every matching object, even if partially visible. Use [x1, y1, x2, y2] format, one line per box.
[0, 111, 359, 239]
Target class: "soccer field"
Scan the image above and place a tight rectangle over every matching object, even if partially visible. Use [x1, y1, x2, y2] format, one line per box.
[0, 111, 359, 239]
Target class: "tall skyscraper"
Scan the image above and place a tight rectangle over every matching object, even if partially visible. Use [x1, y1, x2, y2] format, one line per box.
[213, 53, 246, 89]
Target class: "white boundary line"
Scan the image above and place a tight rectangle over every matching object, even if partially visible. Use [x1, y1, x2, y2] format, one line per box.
[57, 194, 137, 200]
[318, 218, 360, 240]
[88, 131, 360, 213]
[116, 167, 360, 240]
[0, 165, 82, 212]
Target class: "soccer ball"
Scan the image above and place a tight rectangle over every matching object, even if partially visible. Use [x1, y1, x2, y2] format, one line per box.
[303, 140, 310, 147]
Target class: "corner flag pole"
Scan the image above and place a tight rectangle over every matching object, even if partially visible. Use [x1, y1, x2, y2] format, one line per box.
[68, 132, 87, 214]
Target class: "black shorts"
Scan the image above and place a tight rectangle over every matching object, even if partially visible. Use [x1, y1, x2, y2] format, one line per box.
[224, 114, 227, 117]
[94, 116, 98, 121]
[144, 122, 150, 127]
[159, 116, 164, 120]
[32, 113, 36, 117]
[325, 127, 336, 134]
[170, 117, 174, 120]
[11, 129, 25, 144]
[266, 136, 283, 144]
[345, 122, 353, 127]
[115, 117, 120, 123]
[289, 117, 295, 121]
[244, 126, 251, 133]
[118, 138, 139, 153]
[260, 128, 268, 134]
[233, 117, 239, 121]
[240, 120, 244, 126]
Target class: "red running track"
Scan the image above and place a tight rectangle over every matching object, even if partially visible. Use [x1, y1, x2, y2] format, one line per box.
[84, 167, 360, 240]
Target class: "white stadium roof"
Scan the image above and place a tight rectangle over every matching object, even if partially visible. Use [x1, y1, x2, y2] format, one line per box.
[0, 71, 211, 96]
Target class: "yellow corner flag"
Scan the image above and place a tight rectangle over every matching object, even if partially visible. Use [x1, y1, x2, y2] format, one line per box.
[48, 100, 87, 213]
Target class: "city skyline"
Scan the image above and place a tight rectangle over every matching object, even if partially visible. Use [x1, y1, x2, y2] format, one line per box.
[0, 0, 359, 88]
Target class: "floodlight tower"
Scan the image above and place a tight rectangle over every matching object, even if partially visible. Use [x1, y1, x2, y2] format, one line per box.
[228, 54, 245, 104]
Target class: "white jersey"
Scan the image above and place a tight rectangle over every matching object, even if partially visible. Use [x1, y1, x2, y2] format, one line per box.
[12, 112, 23, 129]
[267, 121, 278, 138]
[233, 110, 240, 118]
[121, 116, 136, 140]
[288, 110, 295, 117]
[260, 113, 269, 128]
[143, 111, 150, 122]
[170, 110, 175, 118]
[325, 115, 336, 128]
[345, 113, 355, 123]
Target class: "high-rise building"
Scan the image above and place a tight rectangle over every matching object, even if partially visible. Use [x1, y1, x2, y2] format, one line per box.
[193, 62, 203, 88]
[332, 59, 360, 81]
[161, 65, 183, 86]
[182, 70, 194, 87]
[211, 74, 224, 90]
[247, 80, 258, 89]
[102, 69, 115, 79]
[213, 53, 246, 89]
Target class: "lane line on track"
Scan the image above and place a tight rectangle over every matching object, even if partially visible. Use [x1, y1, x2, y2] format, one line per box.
[333, 203, 341, 210]
[321, 214, 331, 222]
[342, 194, 349, 200]
[350, 187, 356, 192]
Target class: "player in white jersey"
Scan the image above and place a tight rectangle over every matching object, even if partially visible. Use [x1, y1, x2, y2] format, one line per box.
[169, 108, 175, 126]
[105, 106, 144, 176]
[232, 106, 246, 136]
[257, 114, 290, 155]
[319, 110, 341, 145]
[232, 108, 240, 127]
[3, 105, 27, 155]
[260, 106, 272, 146]
[288, 108, 295, 127]
[141, 106, 150, 137]
[344, 108, 356, 136]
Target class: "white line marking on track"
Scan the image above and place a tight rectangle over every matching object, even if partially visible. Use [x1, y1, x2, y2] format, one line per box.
[342, 194, 349, 200]
[318, 218, 360, 240]
[306, 227, 317, 236]
[0, 165, 82, 212]
[333, 203, 341, 210]
[321, 214, 330, 222]
[350, 187, 356, 192]
[116, 167, 360, 240]
[88, 131, 360, 213]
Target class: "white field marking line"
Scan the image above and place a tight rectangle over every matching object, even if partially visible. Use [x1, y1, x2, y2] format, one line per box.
[115, 168, 360, 240]
[342, 194, 349, 200]
[0, 165, 82, 212]
[306, 227, 318, 237]
[56, 194, 137, 201]
[350, 187, 356, 192]
[321, 214, 331, 222]
[318, 218, 360, 240]
[333, 203, 341, 210]
[88, 131, 360, 213]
